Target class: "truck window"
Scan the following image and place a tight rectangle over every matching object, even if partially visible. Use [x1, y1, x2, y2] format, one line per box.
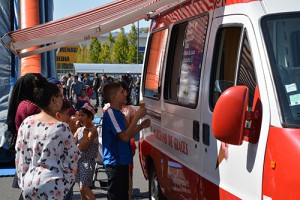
[261, 13, 300, 127]
[210, 27, 258, 110]
[210, 27, 242, 109]
[237, 33, 257, 108]
[164, 15, 208, 107]
[143, 28, 168, 99]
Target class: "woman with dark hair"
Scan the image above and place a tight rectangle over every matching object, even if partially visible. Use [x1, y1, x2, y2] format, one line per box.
[74, 103, 98, 200]
[15, 81, 79, 200]
[7, 73, 46, 149]
[7, 73, 47, 194]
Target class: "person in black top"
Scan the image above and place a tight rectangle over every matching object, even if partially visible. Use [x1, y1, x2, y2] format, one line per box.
[98, 74, 108, 108]
[92, 73, 100, 107]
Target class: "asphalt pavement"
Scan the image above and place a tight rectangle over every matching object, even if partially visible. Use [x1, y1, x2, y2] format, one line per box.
[0, 141, 149, 200]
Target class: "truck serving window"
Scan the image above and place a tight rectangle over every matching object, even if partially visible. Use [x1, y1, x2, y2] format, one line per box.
[164, 15, 208, 108]
[261, 12, 300, 127]
[143, 28, 168, 99]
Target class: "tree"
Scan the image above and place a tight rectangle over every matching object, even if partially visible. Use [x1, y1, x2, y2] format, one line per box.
[127, 24, 138, 64]
[88, 37, 101, 63]
[98, 42, 111, 63]
[77, 46, 88, 63]
[111, 28, 129, 63]
[139, 27, 149, 33]
[108, 32, 115, 48]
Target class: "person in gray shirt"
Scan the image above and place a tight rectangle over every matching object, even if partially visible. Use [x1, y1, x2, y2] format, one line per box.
[70, 75, 85, 103]
[66, 73, 73, 100]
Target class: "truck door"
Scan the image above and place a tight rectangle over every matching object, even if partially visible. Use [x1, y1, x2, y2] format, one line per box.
[141, 27, 169, 188]
[200, 15, 269, 199]
[160, 14, 210, 199]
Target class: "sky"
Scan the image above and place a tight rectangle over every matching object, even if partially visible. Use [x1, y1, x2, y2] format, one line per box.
[53, 0, 150, 32]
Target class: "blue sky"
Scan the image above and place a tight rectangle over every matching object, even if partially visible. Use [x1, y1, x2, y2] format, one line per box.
[53, 0, 150, 32]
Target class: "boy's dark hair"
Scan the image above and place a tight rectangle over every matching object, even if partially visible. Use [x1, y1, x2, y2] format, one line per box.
[61, 99, 71, 113]
[103, 82, 121, 103]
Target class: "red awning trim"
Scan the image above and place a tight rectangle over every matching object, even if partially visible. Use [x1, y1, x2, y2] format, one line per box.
[2, 0, 186, 58]
[149, 1, 187, 18]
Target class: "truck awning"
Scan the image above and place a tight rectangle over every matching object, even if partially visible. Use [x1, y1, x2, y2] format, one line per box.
[1, 0, 185, 58]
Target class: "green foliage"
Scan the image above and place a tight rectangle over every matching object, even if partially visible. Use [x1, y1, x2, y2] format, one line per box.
[76, 27, 145, 64]
[77, 47, 88, 63]
[88, 37, 101, 63]
[138, 52, 144, 64]
[127, 24, 138, 64]
[98, 42, 111, 63]
[111, 28, 129, 63]
[108, 32, 115, 47]
[139, 27, 149, 33]
[128, 24, 138, 46]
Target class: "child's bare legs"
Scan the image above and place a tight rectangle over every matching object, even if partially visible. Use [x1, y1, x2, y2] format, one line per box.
[79, 185, 95, 200]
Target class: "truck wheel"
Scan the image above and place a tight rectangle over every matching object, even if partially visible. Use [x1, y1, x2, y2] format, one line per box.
[149, 164, 165, 200]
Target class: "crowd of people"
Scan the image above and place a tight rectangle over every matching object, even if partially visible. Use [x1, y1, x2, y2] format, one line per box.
[6, 72, 149, 200]
[60, 72, 141, 110]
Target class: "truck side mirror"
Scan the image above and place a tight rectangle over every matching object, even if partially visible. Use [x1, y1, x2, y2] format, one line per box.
[212, 86, 249, 145]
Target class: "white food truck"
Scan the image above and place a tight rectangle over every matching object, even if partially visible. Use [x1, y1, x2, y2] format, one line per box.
[138, 0, 300, 199]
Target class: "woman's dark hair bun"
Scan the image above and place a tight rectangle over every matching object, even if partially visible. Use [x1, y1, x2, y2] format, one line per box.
[33, 82, 60, 109]
[33, 75, 47, 88]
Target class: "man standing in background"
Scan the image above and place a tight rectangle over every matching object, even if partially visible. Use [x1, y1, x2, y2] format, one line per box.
[70, 75, 85, 104]
[98, 74, 108, 108]
[66, 73, 73, 101]
[83, 73, 93, 87]
[92, 73, 100, 107]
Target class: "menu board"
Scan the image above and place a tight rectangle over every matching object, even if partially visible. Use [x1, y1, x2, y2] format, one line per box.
[178, 17, 206, 105]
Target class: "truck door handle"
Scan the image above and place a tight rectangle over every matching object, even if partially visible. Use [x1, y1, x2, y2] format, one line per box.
[193, 120, 200, 142]
[202, 123, 210, 146]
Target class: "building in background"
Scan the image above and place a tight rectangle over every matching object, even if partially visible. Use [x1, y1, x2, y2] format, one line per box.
[56, 32, 148, 76]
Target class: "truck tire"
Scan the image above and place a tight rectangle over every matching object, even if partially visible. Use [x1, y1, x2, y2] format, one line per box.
[149, 164, 166, 200]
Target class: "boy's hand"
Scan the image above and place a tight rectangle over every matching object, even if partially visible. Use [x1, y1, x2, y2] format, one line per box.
[135, 108, 147, 119]
[140, 119, 151, 129]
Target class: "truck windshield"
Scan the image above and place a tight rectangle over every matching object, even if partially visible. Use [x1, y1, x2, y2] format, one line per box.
[261, 12, 300, 127]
